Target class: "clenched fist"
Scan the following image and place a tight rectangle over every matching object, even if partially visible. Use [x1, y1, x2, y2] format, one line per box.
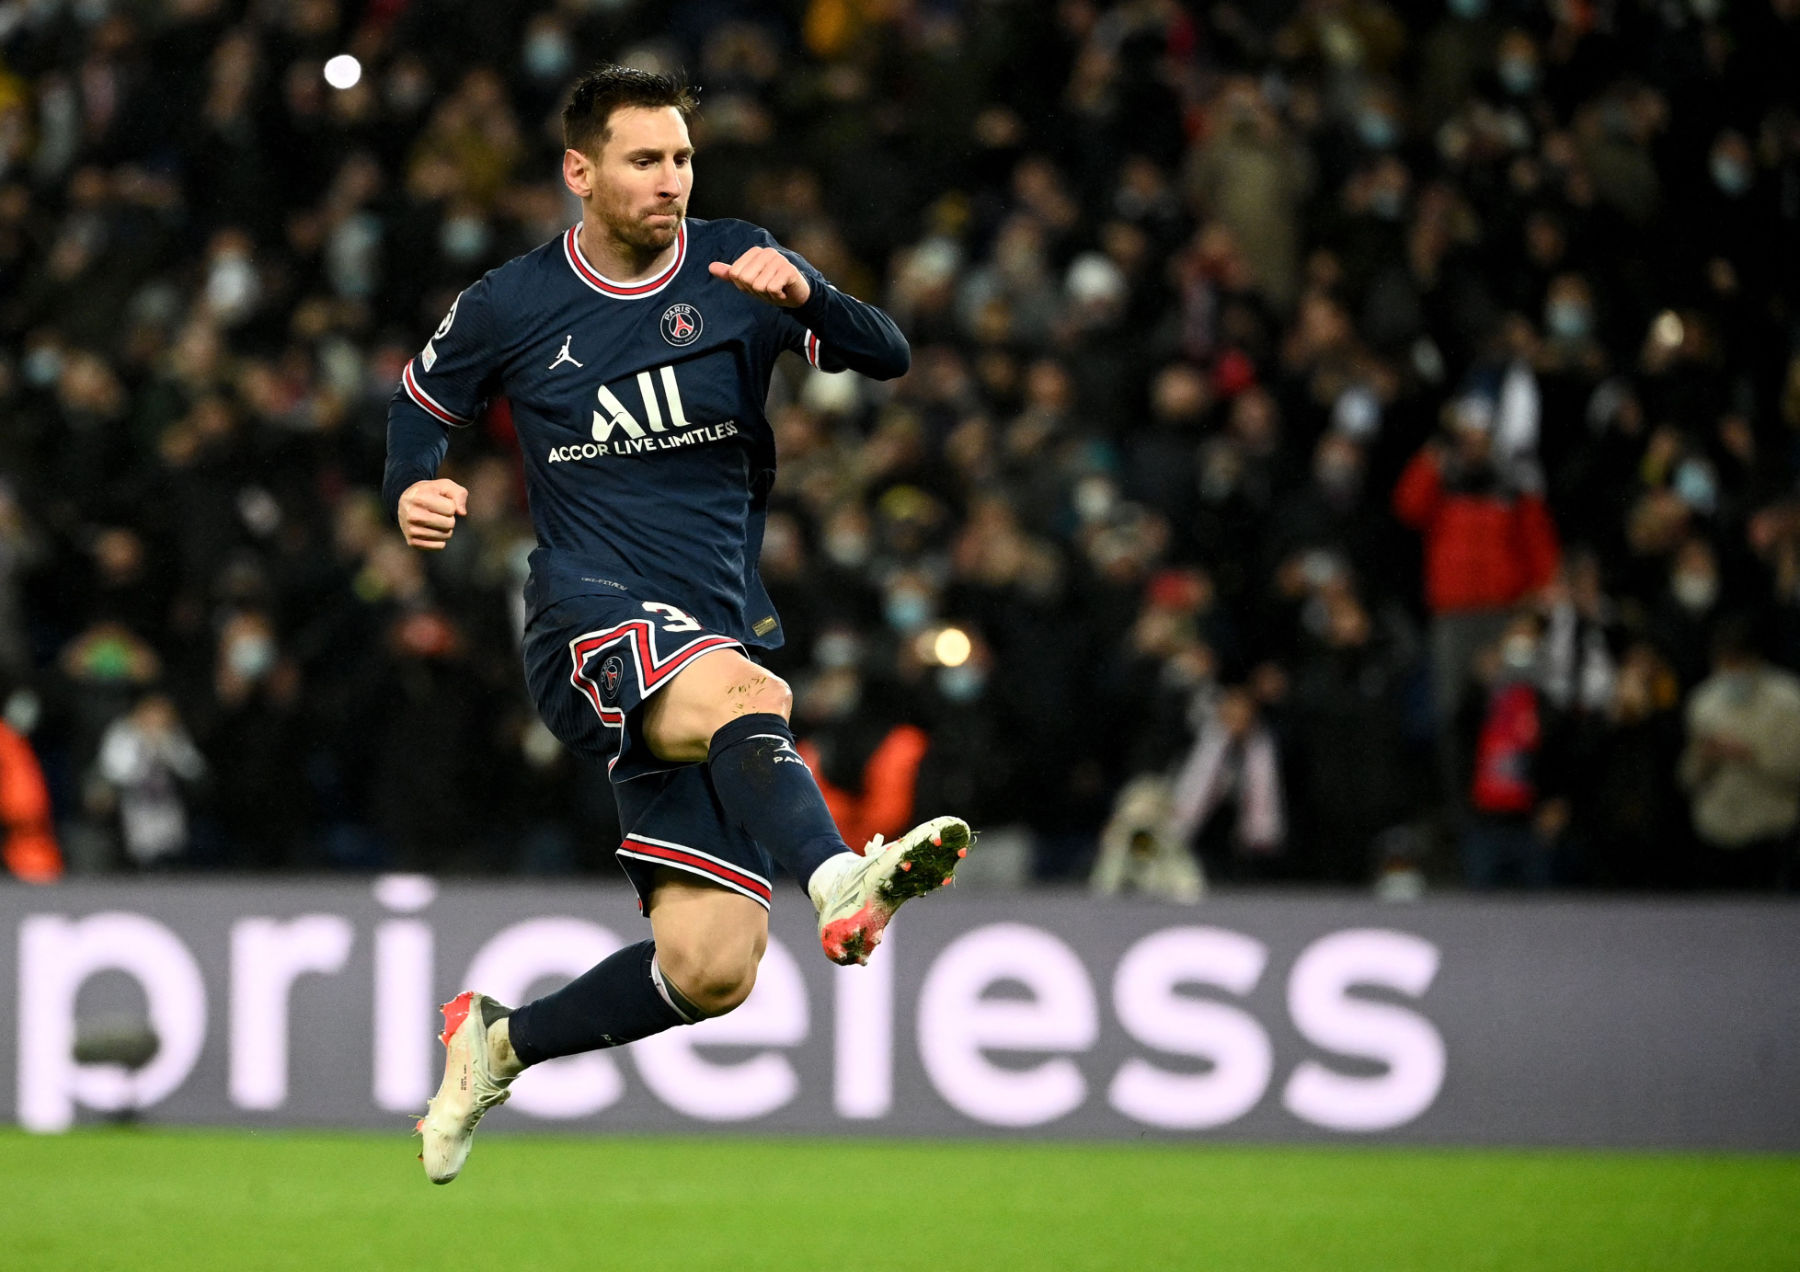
[708, 246, 811, 308]
[398, 478, 468, 550]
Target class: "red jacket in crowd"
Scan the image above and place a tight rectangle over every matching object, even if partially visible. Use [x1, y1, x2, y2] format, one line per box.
[1393, 448, 1560, 614]
[1, 722, 62, 883]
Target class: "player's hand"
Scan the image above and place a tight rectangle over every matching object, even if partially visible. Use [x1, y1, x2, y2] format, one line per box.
[398, 478, 468, 551]
[709, 247, 811, 308]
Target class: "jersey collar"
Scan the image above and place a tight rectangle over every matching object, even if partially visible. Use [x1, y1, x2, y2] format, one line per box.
[563, 223, 687, 299]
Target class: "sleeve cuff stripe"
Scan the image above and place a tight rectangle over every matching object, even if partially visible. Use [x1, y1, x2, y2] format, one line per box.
[402, 360, 470, 426]
[805, 331, 821, 368]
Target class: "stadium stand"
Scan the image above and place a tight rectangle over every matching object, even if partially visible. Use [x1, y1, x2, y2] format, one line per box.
[1, 0, 1797, 890]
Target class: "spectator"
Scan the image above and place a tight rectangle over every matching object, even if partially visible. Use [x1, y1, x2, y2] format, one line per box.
[1458, 610, 1568, 888]
[0, 1, 1793, 890]
[90, 693, 207, 870]
[1677, 618, 1800, 890]
[0, 713, 61, 882]
[1166, 683, 1287, 884]
[1394, 397, 1560, 805]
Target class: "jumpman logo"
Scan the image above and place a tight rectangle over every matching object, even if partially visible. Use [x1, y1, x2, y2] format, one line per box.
[548, 335, 584, 370]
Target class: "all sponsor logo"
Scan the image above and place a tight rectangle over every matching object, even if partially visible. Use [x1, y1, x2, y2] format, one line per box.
[661, 303, 703, 347]
[2, 892, 1454, 1135]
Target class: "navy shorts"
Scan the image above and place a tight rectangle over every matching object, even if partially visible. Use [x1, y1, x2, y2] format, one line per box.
[522, 591, 776, 912]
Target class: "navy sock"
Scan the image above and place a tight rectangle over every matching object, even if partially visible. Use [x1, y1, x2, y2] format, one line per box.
[506, 940, 688, 1066]
[706, 712, 849, 890]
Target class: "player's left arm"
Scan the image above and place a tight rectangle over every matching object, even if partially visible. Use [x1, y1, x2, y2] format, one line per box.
[709, 240, 910, 380]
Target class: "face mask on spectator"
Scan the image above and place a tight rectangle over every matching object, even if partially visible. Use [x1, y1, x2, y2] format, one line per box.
[1672, 571, 1718, 612]
[206, 251, 258, 323]
[1498, 57, 1538, 96]
[525, 32, 573, 81]
[1501, 635, 1538, 672]
[937, 664, 987, 703]
[822, 528, 869, 569]
[23, 345, 61, 388]
[227, 634, 276, 680]
[1673, 459, 1717, 514]
[1448, 0, 1487, 18]
[1356, 111, 1398, 151]
[884, 589, 932, 632]
[441, 215, 492, 264]
[814, 631, 861, 670]
[1545, 298, 1592, 341]
[1710, 154, 1751, 197]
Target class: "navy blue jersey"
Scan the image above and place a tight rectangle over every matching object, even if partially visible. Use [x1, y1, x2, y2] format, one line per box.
[382, 217, 909, 648]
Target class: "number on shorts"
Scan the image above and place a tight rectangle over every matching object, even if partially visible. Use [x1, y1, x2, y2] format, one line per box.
[642, 601, 702, 633]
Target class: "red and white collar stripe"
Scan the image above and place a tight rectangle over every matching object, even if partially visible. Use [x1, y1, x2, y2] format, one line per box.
[563, 222, 686, 299]
[402, 359, 470, 426]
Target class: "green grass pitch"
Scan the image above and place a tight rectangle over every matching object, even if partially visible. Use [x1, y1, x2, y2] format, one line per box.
[2, 1129, 1794, 1271]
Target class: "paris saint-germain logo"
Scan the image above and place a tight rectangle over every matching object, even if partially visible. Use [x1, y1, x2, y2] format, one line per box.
[598, 655, 626, 705]
[661, 303, 703, 347]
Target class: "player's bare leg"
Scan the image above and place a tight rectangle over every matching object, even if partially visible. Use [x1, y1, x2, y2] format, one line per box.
[645, 868, 768, 1016]
[645, 647, 972, 965]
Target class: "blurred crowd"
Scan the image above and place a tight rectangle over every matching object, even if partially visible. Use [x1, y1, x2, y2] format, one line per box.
[2, 0, 1799, 891]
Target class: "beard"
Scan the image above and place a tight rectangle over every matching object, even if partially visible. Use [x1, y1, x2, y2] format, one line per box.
[603, 201, 683, 255]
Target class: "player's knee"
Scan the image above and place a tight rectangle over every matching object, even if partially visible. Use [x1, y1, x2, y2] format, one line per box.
[699, 673, 791, 745]
[658, 944, 758, 1017]
[742, 673, 793, 722]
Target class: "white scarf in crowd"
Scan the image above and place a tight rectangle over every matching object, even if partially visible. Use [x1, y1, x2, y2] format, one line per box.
[1168, 718, 1285, 853]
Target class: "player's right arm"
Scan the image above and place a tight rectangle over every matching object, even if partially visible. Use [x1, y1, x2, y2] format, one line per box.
[382, 277, 501, 549]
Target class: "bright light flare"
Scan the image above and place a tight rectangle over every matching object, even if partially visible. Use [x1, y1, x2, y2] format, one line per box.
[932, 627, 973, 668]
[323, 54, 362, 90]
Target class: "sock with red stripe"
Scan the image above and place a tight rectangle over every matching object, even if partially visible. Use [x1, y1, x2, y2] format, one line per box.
[706, 712, 850, 891]
[506, 939, 691, 1065]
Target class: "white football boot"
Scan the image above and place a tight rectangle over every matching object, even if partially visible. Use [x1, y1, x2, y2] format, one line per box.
[813, 815, 972, 966]
[416, 991, 515, 1184]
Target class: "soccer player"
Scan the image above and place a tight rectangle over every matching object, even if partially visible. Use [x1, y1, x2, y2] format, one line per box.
[384, 65, 972, 1184]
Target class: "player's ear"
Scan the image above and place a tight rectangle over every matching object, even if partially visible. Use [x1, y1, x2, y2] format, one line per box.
[562, 148, 593, 200]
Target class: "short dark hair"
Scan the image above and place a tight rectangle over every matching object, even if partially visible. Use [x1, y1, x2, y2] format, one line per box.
[562, 65, 698, 156]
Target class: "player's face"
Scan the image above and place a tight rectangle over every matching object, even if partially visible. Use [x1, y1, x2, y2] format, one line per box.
[589, 106, 693, 255]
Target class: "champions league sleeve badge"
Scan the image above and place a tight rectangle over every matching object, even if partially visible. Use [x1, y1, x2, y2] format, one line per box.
[661, 303, 703, 347]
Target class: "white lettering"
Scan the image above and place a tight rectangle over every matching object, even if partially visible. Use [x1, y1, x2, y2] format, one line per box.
[371, 874, 436, 1113]
[1108, 927, 1272, 1129]
[660, 365, 690, 428]
[593, 384, 645, 441]
[1282, 929, 1446, 1132]
[463, 918, 626, 1119]
[230, 915, 354, 1110]
[917, 923, 1097, 1127]
[17, 912, 208, 1132]
[833, 929, 893, 1119]
[632, 937, 808, 1120]
[636, 370, 665, 431]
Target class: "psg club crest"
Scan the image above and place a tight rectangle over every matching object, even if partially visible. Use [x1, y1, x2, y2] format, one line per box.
[661, 303, 703, 347]
[598, 654, 626, 706]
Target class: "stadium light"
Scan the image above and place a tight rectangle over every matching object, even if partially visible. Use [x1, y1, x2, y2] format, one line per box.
[323, 55, 362, 91]
[932, 627, 972, 668]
